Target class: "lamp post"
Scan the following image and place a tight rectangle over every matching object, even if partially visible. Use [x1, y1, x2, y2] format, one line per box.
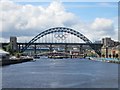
[106, 46, 108, 58]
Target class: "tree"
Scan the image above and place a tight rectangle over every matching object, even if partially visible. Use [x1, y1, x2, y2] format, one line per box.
[113, 54, 115, 58]
[5, 44, 14, 55]
[102, 54, 105, 58]
[115, 54, 119, 58]
[3, 43, 19, 56]
[109, 54, 111, 58]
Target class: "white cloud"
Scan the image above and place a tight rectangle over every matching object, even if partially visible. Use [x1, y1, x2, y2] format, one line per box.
[1, 0, 79, 39]
[90, 18, 115, 38]
[0, 0, 117, 43]
[91, 18, 113, 30]
[71, 18, 116, 41]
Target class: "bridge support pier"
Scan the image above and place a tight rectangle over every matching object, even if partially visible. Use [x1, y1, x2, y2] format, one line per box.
[65, 44, 68, 53]
[34, 44, 36, 54]
[90, 44, 102, 57]
[79, 45, 83, 54]
[22, 44, 24, 52]
[49, 44, 53, 52]
[18, 44, 20, 53]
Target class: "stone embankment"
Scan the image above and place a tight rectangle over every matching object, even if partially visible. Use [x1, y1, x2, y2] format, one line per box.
[0, 56, 33, 66]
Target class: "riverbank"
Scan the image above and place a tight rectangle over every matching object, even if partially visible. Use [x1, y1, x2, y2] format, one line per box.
[0, 58, 33, 66]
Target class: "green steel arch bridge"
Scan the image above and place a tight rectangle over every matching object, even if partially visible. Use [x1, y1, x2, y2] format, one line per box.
[1, 27, 103, 57]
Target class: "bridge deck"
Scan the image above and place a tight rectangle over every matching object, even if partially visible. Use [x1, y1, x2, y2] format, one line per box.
[1, 42, 103, 46]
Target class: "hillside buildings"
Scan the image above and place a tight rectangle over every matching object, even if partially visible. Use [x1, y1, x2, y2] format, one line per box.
[101, 37, 120, 58]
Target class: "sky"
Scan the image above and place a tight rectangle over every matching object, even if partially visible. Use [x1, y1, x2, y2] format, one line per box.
[0, 0, 119, 43]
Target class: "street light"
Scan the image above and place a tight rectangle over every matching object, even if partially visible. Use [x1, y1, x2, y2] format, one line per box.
[106, 46, 108, 58]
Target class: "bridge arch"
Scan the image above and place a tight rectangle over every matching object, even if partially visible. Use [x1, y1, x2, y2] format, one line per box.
[22, 27, 102, 56]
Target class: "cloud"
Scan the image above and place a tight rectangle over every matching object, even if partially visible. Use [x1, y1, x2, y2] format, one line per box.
[1, 0, 117, 43]
[1, 0, 79, 39]
[90, 18, 115, 37]
[71, 18, 115, 41]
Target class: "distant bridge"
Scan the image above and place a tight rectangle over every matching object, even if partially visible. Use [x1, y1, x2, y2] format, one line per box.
[2, 42, 103, 52]
[1, 27, 103, 56]
[37, 52, 70, 56]
[2, 43, 103, 46]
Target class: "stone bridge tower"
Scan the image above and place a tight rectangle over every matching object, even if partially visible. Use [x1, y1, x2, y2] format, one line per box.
[10, 36, 18, 52]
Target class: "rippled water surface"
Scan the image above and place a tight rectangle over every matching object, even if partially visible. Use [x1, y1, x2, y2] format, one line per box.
[2, 58, 118, 88]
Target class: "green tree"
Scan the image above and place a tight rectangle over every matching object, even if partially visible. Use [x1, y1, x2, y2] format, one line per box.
[109, 54, 112, 58]
[5, 44, 14, 55]
[102, 54, 105, 58]
[113, 54, 115, 58]
[115, 54, 119, 58]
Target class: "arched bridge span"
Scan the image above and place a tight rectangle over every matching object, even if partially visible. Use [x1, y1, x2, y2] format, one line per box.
[22, 27, 102, 56]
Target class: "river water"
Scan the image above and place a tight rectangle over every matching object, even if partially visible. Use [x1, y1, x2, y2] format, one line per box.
[2, 58, 118, 88]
